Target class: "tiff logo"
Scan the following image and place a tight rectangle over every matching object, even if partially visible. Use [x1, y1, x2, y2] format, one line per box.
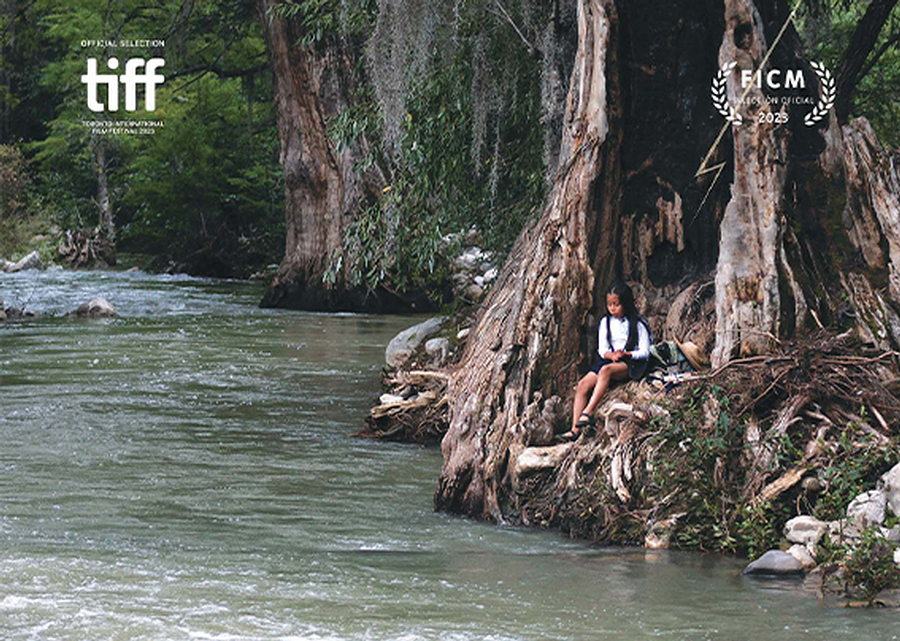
[81, 57, 165, 112]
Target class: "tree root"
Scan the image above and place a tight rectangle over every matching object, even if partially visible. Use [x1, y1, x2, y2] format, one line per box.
[58, 228, 116, 268]
[354, 369, 450, 444]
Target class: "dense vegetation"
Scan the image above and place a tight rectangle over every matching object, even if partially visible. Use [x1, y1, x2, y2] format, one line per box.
[2, 0, 897, 286]
[1, 0, 282, 276]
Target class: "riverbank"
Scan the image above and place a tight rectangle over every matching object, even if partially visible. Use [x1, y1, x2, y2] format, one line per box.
[366, 308, 900, 606]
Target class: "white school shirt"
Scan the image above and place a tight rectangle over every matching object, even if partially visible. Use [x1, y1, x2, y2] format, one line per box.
[598, 316, 651, 360]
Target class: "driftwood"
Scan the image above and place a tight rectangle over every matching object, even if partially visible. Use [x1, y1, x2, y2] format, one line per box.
[57, 228, 116, 268]
[355, 369, 450, 443]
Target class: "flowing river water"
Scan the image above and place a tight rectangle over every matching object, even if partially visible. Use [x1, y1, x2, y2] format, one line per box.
[0, 269, 897, 640]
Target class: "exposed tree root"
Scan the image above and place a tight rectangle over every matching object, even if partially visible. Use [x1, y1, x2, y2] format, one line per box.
[369, 330, 899, 558]
[355, 369, 450, 444]
[57, 228, 116, 268]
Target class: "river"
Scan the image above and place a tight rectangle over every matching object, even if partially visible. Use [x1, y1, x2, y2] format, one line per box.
[0, 269, 896, 640]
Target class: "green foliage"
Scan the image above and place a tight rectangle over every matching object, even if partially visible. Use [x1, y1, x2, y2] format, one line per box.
[400, 43, 545, 255]
[811, 427, 900, 522]
[0, 144, 60, 262]
[797, 1, 900, 145]
[645, 375, 900, 561]
[735, 501, 787, 560]
[0, 144, 30, 217]
[270, 0, 376, 46]
[842, 527, 900, 605]
[649, 385, 749, 553]
[328, 0, 548, 293]
[12, 0, 284, 276]
[122, 75, 283, 276]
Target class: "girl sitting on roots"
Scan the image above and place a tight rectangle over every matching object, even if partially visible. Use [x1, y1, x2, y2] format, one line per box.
[557, 281, 652, 442]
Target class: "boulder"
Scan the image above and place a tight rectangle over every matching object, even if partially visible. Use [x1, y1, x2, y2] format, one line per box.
[882, 525, 900, 543]
[425, 337, 451, 365]
[784, 515, 828, 547]
[742, 550, 805, 576]
[453, 246, 493, 272]
[71, 297, 117, 318]
[385, 317, 443, 368]
[3, 250, 44, 272]
[462, 283, 484, 302]
[827, 518, 865, 546]
[846, 490, 887, 529]
[878, 462, 900, 517]
[787, 544, 817, 570]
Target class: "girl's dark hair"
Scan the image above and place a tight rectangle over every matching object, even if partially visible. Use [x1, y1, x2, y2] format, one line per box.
[606, 280, 637, 318]
[604, 280, 644, 351]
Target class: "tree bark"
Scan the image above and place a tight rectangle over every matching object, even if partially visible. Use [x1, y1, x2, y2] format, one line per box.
[710, 0, 792, 365]
[94, 138, 114, 241]
[434, 0, 900, 527]
[256, 0, 391, 312]
[435, 0, 623, 518]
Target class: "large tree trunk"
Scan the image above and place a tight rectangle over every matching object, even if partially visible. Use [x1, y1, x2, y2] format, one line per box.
[435, 0, 900, 525]
[94, 138, 114, 241]
[711, 0, 900, 365]
[436, 0, 623, 518]
[257, 0, 401, 312]
[710, 0, 794, 365]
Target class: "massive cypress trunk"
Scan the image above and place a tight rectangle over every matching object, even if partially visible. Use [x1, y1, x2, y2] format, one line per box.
[436, 0, 623, 518]
[435, 0, 900, 524]
[711, 0, 900, 365]
[257, 0, 411, 312]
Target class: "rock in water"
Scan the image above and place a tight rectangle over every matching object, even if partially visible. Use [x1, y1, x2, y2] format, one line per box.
[71, 297, 117, 318]
[385, 318, 443, 368]
[3, 251, 44, 272]
[742, 550, 804, 576]
[786, 544, 817, 570]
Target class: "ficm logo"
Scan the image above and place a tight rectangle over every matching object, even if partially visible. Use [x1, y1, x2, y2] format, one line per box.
[711, 61, 834, 127]
[81, 57, 165, 112]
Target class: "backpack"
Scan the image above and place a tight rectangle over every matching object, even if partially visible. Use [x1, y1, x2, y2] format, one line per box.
[646, 340, 693, 384]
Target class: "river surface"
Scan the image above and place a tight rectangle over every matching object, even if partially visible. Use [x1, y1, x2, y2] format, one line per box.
[0, 269, 896, 640]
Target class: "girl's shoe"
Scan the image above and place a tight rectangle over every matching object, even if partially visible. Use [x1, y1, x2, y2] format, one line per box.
[575, 412, 596, 430]
[555, 413, 595, 442]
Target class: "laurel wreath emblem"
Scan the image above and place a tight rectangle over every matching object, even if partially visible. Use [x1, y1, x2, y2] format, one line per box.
[804, 61, 835, 126]
[711, 61, 742, 125]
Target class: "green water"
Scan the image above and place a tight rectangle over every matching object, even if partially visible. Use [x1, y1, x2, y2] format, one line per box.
[0, 270, 897, 640]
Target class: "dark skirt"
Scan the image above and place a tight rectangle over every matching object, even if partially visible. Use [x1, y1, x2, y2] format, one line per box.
[590, 357, 649, 381]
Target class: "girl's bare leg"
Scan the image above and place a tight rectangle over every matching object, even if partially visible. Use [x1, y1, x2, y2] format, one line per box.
[571, 372, 598, 431]
[583, 362, 628, 416]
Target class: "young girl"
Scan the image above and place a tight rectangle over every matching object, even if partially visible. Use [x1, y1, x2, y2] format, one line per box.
[558, 281, 652, 442]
